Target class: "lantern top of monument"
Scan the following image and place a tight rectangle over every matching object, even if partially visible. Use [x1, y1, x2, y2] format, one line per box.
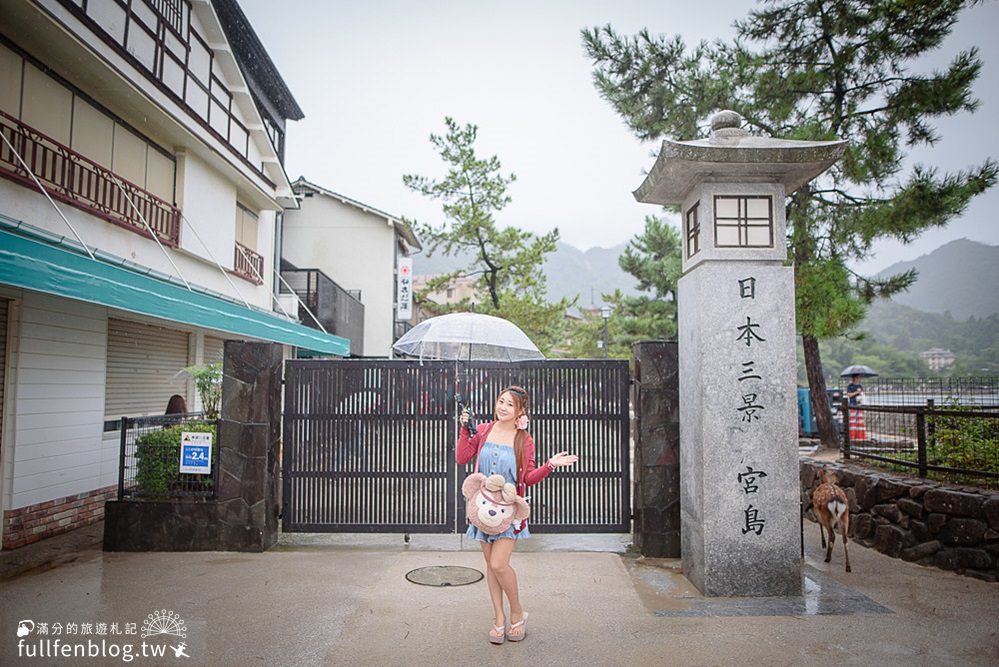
[633, 110, 846, 205]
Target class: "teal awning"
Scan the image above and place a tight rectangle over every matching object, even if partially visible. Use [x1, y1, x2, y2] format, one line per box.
[0, 223, 350, 356]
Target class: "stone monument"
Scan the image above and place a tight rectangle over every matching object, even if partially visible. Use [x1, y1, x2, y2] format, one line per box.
[633, 110, 844, 596]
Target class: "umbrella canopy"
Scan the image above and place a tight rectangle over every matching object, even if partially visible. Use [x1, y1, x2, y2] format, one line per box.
[840, 364, 878, 378]
[392, 313, 544, 362]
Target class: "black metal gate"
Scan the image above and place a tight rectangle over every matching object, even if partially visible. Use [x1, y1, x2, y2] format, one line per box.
[282, 359, 630, 533]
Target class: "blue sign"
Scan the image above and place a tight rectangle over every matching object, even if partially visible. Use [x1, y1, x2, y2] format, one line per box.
[179, 432, 213, 474]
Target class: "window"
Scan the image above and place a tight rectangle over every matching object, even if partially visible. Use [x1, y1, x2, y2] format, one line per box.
[21, 63, 72, 144]
[0, 43, 22, 116]
[713, 195, 774, 248]
[235, 204, 258, 251]
[685, 202, 700, 258]
[146, 0, 185, 36]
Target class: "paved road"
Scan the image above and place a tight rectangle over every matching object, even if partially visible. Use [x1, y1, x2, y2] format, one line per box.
[1, 524, 997, 666]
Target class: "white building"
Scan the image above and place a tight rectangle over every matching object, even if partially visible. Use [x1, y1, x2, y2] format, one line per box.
[920, 347, 957, 371]
[0, 0, 348, 549]
[283, 177, 421, 357]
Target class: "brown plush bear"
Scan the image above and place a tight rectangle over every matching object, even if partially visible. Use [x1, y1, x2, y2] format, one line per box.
[462, 473, 530, 535]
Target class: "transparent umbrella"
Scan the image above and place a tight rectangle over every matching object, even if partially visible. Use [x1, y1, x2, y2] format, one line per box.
[392, 312, 544, 362]
[392, 313, 543, 433]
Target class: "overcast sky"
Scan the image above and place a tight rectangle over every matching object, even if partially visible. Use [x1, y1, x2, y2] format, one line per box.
[240, 0, 998, 274]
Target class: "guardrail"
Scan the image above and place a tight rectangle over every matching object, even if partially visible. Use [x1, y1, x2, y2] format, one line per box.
[841, 400, 999, 482]
[234, 241, 264, 284]
[0, 109, 181, 244]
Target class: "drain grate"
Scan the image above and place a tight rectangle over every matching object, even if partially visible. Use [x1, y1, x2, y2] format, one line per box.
[405, 565, 483, 587]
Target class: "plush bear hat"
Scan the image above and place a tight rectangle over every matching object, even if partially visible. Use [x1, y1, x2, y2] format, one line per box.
[462, 473, 530, 535]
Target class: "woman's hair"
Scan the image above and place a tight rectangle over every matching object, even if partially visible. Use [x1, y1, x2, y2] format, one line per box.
[165, 394, 188, 415]
[496, 385, 529, 478]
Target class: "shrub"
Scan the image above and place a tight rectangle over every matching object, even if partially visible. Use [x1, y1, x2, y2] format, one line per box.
[134, 421, 218, 496]
[182, 363, 222, 419]
[928, 406, 999, 475]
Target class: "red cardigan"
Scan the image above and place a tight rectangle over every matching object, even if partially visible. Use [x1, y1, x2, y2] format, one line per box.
[456, 421, 552, 495]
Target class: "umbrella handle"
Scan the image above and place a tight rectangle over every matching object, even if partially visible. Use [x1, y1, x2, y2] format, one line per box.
[456, 397, 478, 435]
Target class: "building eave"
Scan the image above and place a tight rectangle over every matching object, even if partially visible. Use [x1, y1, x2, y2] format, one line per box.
[211, 0, 304, 121]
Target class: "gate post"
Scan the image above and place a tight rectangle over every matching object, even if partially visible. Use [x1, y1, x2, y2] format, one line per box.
[217, 340, 284, 551]
[632, 341, 681, 557]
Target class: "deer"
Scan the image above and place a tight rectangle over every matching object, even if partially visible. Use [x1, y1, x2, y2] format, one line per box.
[812, 468, 851, 572]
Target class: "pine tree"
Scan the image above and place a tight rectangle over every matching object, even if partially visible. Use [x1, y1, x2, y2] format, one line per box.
[613, 214, 682, 343]
[583, 0, 997, 446]
[403, 118, 571, 354]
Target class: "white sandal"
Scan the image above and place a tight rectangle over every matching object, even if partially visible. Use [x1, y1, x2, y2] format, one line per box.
[507, 612, 528, 642]
[488, 623, 506, 645]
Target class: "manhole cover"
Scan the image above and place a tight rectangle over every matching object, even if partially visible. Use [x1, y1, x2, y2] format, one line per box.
[405, 566, 483, 587]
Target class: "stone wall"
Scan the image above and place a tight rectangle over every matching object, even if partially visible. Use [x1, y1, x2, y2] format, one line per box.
[800, 457, 999, 582]
[632, 341, 681, 557]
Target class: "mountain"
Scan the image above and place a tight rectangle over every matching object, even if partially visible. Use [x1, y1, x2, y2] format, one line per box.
[412, 236, 999, 321]
[411, 241, 640, 307]
[876, 239, 999, 320]
[857, 299, 999, 374]
[544, 242, 640, 307]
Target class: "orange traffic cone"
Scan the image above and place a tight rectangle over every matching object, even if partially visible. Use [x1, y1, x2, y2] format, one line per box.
[848, 408, 867, 441]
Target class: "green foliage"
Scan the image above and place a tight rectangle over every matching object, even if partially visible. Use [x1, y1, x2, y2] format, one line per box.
[583, 0, 997, 443]
[795, 258, 868, 339]
[478, 291, 569, 357]
[613, 215, 681, 341]
[864, 403, 999, 486]
[800, 301, 999, 382]
[929, 405, 999, 475]
[617, 215, 682, 303]
[134, 421, 217, 496]
[559, 214, 681, 359]
[583, 0, 997, 326]
[861, 301, 999, 375]
[557, 302, 632, 360]
[182, 363, 222, 419]
[796, 334, 931, 384]
[403, 117, 574, 354]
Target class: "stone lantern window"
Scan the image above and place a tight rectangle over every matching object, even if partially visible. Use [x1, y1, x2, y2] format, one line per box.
[713, 195, 774, 248]
[685, 202, 700, 258]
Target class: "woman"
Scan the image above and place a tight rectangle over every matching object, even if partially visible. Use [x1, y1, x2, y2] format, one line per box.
[456, 385, 578, 645]
[846, 374, 864, 407]
[165, 394, 188, 415]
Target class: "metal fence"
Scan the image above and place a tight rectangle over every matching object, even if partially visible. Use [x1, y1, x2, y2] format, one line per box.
[280, 267, 365, 355]
[282, 358, 631, 533]
[837, 376, 999, 407]
[118, 413, 220, 500]
[841, 401, 999, 482]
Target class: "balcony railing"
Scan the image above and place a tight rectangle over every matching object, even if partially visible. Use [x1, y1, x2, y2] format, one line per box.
[234, 242, 264, 284]
[0, 110, 181, 245]
[280, 268, 364, 355]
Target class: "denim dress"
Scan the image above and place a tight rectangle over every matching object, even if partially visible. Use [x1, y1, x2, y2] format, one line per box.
[465, 440, 531, 543]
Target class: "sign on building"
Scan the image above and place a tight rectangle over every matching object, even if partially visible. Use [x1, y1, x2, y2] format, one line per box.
[396, 257, 413, 320]
[179, 431, 213, 474]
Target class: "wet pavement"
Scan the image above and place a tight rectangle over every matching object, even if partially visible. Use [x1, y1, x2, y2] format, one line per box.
[1, 522, 997, 666]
